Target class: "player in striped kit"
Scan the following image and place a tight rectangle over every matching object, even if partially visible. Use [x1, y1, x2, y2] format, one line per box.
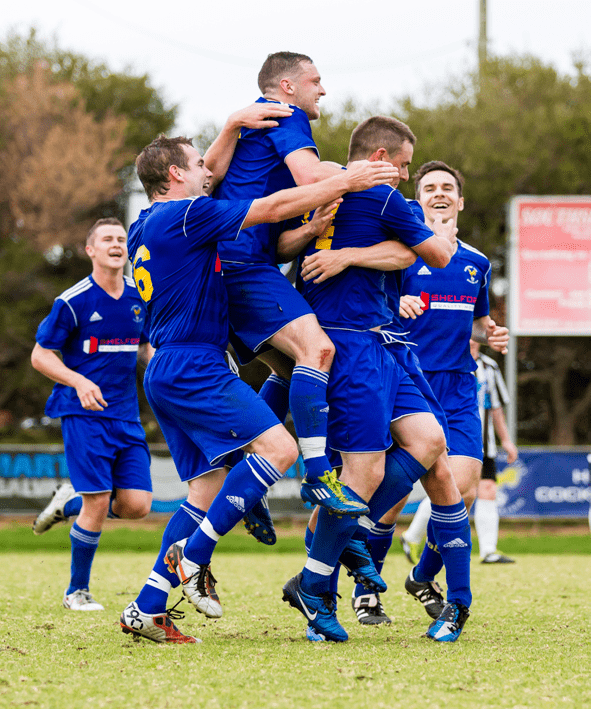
[31, 218, 153, 612]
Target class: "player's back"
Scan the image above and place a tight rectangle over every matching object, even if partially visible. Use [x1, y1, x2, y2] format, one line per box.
[215, 98, 317, 266]
[302, 186, 434, 331]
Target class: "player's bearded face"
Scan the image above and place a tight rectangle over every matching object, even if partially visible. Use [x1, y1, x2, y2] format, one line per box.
[291, 63, 325, 120]
[418, 170, 464, 224]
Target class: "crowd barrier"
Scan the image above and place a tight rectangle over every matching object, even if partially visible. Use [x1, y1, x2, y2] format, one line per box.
[0, 445, 589, 518]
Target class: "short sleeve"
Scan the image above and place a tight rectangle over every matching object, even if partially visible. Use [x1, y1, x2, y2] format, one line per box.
[266, 108, 319, 161]
[36, 299, 77, 351]
[182, 197, 254, 245]
[473, 262, 491, 319]
[381, 190, 434, 248]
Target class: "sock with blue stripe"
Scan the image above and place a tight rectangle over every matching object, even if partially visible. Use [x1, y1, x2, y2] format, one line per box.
[67, 522, 101, 594]
[136, 502, 205, 614]
[305, 524, 342, 599]
[367, 448, 427, 523]
[290, 365, 331, 482]
[259, 374, 290, 423]
[64, 496, 82, 519]
[302, 509, 358, 595]
[183, 455, 282, 566]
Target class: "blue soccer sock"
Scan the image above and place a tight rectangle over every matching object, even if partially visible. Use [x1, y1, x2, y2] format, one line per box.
[290, 366, 331, 482]
[415, 501, 472, 608]
[352, 521, 395, 598]
[301, 509, 358, 595]
[304, 523, 341, 599]
[67, 522, 101, 594]
[413, 519, 443, 581]
[135, 502, 205, 615]
[183, 455, 282, 566]
[368, 448, 427, 523]
[259, 374, 290, 424]
[63, 496, 83, 518]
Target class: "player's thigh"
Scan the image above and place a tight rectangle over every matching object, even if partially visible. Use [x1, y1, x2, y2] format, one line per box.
[111, 421, 152, 495]
[269, 313, 334, 367]
[61, 415, 119, 494]
[390, 412, 446, 466]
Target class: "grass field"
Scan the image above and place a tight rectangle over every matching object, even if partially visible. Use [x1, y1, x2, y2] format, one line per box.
[1, 522, 590, 709]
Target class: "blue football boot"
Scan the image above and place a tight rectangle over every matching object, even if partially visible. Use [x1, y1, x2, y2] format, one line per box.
[425, 602, 470, 642]
[339, 537, 387, 593]
[282, 573, 348, 643]
[300, 470, 369, 517]
[243, 494, 276, 545]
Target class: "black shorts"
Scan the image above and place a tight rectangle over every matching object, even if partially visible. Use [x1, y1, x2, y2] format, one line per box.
[481, 456, 497, 481]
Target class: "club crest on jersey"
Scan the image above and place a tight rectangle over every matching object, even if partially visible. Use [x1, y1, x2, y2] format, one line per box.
[464, 265, 478, 284]
[131, 305, 144, 323]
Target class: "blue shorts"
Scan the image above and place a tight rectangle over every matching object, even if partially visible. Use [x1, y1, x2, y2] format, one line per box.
[326, 329, 430, 453]
[381, 339, 450, 446]
[223, 262, 314, 354]
[424, 370, 483, 461]
[144, 344, 280, 478]
[61, 416, 151, 494]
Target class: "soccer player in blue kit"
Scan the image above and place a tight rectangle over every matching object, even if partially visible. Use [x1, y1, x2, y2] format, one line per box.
[214, 52, 368, 516]
[31, 218, 153, 611]
[282, 117, 472, 643]
[119, 134, 396, 643]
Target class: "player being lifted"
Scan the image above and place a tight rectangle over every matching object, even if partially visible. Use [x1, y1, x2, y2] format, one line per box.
[119, 131, 397, 643]
[214, 52, 369, 517]
[282, 117, 472, 643]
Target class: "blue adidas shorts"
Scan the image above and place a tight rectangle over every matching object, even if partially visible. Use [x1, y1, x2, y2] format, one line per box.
[424, 370, 483, 461]
[223, 262, 314, 355]
[61, 415, 151, 494]
[144, 343, 280, 478]
[380, 338, 450, 446]
[325, 329, 430, 453]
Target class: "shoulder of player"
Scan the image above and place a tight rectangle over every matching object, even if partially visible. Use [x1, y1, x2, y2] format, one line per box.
[457, 239, 490, 266]
[56, 276, 94, 304]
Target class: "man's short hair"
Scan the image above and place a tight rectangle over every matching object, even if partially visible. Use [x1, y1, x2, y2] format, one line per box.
[86, 217, 125, 245]
[257, 52, 314, 94]
[136, 135, 193, 201]
[347, 116, 416, 162]
[413, 160, 465, 198]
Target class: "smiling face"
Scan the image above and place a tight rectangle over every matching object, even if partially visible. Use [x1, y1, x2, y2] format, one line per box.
[289, 62, 326, 120]
[417, 169, 464, 226]
[86, 224, 128, 271]
[174, 145, 213, 197]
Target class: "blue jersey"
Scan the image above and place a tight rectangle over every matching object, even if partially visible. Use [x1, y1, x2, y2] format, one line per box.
[35, 275, 149, 422]
[127, 197, 252, 350]
[301, 186, 434, 330]
[214, 98, 318, 266]
[400, 239, 491, 372]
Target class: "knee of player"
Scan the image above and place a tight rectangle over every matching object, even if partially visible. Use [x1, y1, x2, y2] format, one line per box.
[426, 428, 447, 461]
[267, 429, 299, 473]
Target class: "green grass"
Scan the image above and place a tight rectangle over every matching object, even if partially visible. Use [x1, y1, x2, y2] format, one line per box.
[0, 548, 589, 709]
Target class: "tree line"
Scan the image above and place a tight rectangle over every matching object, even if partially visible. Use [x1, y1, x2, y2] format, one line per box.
[2, 30, 590, 444]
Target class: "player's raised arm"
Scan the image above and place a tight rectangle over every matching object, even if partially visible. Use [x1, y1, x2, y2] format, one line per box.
[285, 149, 344, 185]
[204, 103, 294, 191]
[243, 160, 397, 228]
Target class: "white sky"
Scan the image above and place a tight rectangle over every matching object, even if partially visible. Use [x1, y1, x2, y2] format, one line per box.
[2, 0, 590, 135]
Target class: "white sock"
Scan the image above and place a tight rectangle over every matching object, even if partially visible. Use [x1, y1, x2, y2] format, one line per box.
[474, 498, 499, 558]
[404, 497, 431, 544]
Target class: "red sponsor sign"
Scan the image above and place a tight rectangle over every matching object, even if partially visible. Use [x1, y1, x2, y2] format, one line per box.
[509, 196, 591, 335]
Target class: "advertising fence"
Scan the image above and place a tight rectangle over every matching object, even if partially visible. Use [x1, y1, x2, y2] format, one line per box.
[1, 445, 589, 519]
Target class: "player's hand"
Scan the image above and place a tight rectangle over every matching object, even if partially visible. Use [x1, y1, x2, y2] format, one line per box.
[307, 201, 341, 237]
[431, 213, 458, 245]
[345, 160, 399, 192]
[301, 248, 351, 283]
[502, 440, 518, 464]
[399, 294, 425, 319]
[230, 103, 293, 129]
[75, 376, 108, 411]
[486, 320, 509, 355]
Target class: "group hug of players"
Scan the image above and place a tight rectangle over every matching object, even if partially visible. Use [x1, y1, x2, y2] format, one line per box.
[31, 51, 510, 645]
